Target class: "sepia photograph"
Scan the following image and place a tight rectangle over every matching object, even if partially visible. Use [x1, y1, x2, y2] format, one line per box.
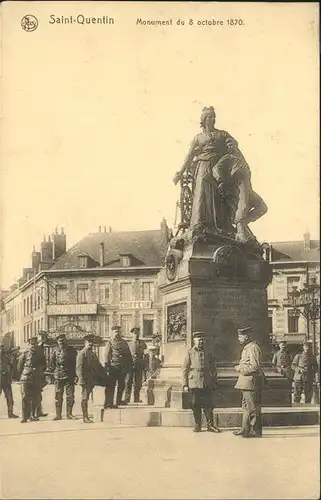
[0, 2, 319, 499]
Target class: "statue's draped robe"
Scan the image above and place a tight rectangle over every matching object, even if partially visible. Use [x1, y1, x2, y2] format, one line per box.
[188, 129, 249, 233]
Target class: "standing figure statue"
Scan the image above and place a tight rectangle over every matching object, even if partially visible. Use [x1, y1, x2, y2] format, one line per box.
[173, 106, 267, 243]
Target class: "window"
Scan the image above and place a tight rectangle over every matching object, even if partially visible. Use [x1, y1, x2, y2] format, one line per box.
[79, 256, 88, 268]
[288, 309, 299, 333]
[98, 284, 110, 304]
[37, 294, 41, 310]
[56, 284, 68, 304]
[120, 314, 133, 338]
[121, 256, 131, 267]
[23, 299, 26, 317]
[77, 284, 89, 303]
[98, 314, 109, 339]
[120, 283, 131, 302]
[142, 314, 154, 338]
[287, 276, 300, 296]
[41, 317, 44, 330]
[268, 311, 273, 334]
[142, 282, 154, 301]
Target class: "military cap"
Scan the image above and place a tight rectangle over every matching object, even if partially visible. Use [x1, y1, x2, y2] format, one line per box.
[278, 338, 287, 345]
[237, 326, 252, 334]
[130, 327, 140, 333]
[192, 331, 206, 339]
[56, 333, 66, 341]
[111, 325, 121, 331]
[303, 339, 313, 346]
[84, 334, 95, 342]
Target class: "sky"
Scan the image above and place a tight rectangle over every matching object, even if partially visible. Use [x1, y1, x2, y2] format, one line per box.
[0, 2, 319, 289]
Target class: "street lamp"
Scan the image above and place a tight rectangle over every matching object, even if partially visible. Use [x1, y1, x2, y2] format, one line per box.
[288, 277, 320, 354]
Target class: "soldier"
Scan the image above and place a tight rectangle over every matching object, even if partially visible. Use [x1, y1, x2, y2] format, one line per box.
[182, 331, 221, 433]
[35, 331, 48, 417]
[272, 339, 293, 380]
[123, 327, 148, 404]
[104, 326, 132, 409]
[76, 334, 105, 423]
[0, 341, 19, 419]
[233, 327, 265, 438]
[46, 334, 77, 420]
[17, 337, 46, 423]
[291, 340, 318, 404]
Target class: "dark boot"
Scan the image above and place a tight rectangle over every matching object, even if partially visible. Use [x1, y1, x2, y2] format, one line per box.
[21, 399, 30, 422]
[81, 401, 93, 423]
[192, 406, 202, 432]
[52, 402, 62, 421]
[66, 402, 77, 420]
[8, 406, 19, 419]
[204, 409, 221, 433]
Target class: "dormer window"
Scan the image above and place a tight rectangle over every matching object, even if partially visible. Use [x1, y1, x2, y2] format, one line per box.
[120, 253, 132, 267]
[78, 254, 89, 268]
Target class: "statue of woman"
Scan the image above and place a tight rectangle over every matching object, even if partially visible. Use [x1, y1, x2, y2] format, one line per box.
[174, 107, 267, 243]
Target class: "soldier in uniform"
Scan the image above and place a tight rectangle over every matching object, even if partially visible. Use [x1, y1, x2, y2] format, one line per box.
[104, 326, 132, 409]
[272, 339, 293, 380]
[291, 340, 318, 404]
[17, 337, 46, 423]
[46, 334, 78, 420]
[182, 331, 221, 433]
[76, 334, 105, 423]
[0, 340, 19, 419]
[233, 327, 265, 438]
[123, 327, 148, 404]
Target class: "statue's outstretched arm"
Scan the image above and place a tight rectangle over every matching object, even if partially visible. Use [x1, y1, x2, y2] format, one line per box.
[173, 137, 199, 185]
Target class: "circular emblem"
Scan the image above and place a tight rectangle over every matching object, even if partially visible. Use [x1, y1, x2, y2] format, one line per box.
[165, 252, 178, 282]
[21, 15, 38, 32]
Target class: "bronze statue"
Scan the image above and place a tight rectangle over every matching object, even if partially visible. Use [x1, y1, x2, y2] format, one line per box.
[173, 107, 267, 243]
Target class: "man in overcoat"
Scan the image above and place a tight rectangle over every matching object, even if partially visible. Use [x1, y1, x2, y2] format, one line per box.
[123, 327, 148, 404]
[46, 333, 78, 420]
[272, 339, 293, 380]
[291, 340, 318, 404]
[0, 340, 19, 419]
[233, 326, 265, 438]
[104, 326, 132, 409]
[17, 336, 46, 423]
[182, 331, 221, 433]
[76, 334, 106, 423]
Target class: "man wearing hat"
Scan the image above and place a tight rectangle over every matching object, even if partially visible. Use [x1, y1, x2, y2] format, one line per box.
[76, 334, 105, 423]
[182, 331, 221, 433]
[233, 327, 265, 438]
[123, 327, 148, 404]
[291, 340, 318, 404]
[0, 340, 19, 419]
[272, 339, 293, 380]
[104, 326, 132, 409]
[16, 337, 46, 423]
[46, 334, 78, 420]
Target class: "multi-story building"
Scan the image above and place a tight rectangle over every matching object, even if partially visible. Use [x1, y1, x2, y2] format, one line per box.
[265, 232, 320, 352]
[1, 222, 169, 360]
[1, 226, 319, 357]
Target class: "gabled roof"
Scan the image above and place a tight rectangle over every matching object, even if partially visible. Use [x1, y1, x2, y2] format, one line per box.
[51, 229, 168, 270]
[270, 240, 319, 263]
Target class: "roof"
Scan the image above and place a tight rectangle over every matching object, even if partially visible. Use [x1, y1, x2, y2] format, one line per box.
[270, 240, 320, 263]
[51, 229, 168, 270]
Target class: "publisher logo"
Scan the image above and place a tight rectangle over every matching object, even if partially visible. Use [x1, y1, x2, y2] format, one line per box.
[21, 15, 38, 32]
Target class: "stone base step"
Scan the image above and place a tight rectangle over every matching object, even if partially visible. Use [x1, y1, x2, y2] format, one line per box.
[93, 405, 320, 428]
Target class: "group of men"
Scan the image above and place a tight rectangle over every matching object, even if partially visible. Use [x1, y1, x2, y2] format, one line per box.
[272, 338, 319, 404]
[0, 326, 154, 424]
[182, 327, 320, 437]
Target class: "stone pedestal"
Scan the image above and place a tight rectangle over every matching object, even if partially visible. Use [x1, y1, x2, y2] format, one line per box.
[153, 229, 291, 408]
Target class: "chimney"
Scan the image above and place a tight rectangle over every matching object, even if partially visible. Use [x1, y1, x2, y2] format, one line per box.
[52, 227, 67, 260]
[23, 268, 33, 280]
[98, 226, 102, 233]
[304, 231, 311, 250]
[41, 234, 53, 262]
[99, 242, 104, 267]
[109, 226, 112, 234]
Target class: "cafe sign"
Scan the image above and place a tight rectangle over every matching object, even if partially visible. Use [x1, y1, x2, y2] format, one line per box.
[47, 304, 98, 316]
[119, 301, 152, 309]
